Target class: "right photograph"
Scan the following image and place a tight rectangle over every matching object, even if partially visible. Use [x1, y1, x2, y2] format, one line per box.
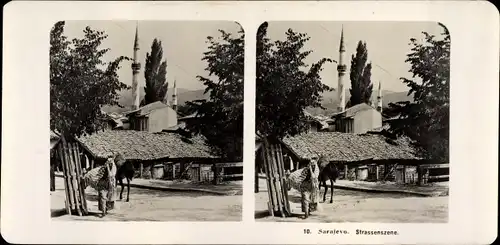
[254, 21, 450, 223]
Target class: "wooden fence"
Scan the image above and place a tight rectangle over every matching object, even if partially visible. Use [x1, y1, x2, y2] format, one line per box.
[261, 139, 291, 217]
[55, 138, 88, 216]
[418, 163, 449, 185]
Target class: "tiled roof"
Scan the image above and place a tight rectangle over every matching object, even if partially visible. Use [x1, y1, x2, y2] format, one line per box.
[282, 132, 420, 162]
[331, 103, 376, 118]
[77, 130, 217, 161]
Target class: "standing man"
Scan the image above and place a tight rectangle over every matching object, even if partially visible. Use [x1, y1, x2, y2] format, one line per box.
[287, 156, 320, 219]
[83, 153, 122, 217]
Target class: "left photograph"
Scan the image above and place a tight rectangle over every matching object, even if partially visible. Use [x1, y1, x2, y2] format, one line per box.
[50, 20, 244, 221]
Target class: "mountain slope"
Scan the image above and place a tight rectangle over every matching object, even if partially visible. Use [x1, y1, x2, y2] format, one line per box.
[305, 90, 414, 116]
[102, 87, 208, 114]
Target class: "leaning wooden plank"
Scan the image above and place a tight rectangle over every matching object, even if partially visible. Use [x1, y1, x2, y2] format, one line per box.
[57, 145, 71, 216]
[61, 143, 76, 212]
[269, 143, 284, 217]
[67, 144, 82, 216]
[261, 141, 274, 217]
[70, 144, 84, 216]
[265, 142, 279, 214]
[73, 143, 88, 214]
[275, 144, 288, 217]
[277, 144, 291, 216]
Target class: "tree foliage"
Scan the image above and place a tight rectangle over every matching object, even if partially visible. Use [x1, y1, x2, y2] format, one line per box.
[348, 41, 373, 107]
[185, 27, 245, 161]
[386, 24, 450, 162]
[142, 38, 169, 106]
[256, 22, 333, 140]
[50, 21, 130, 138]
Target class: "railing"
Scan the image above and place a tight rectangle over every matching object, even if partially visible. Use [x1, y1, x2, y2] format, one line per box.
[418, 163, 449, 184]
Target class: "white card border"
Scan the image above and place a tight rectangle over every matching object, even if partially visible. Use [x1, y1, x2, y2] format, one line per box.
[2, 1, 498, 244]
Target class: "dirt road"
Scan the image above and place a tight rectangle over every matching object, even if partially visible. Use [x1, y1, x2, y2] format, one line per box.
[51, 178, 242, 221]
[255, 187, 448, 223]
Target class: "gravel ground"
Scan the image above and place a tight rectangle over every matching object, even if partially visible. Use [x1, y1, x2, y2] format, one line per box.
[51, 178, 242, 221]
[255, 186, 448, 223]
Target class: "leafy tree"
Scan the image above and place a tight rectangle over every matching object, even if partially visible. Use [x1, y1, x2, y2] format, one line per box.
[185, 27, 245, 161]
[176, 104, 195, 117]
[256, 22, 333, 140]
[50, 21, 130, 138]
[386, 24, 450, 162]
[348, 41, 373, 107]
[142, 38, 168, 106]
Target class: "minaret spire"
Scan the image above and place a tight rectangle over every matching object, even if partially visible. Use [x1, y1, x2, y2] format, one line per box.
[172, 79, 178, 111]
[337, 25, 347, 112]
[131, 22, 141, 110]
[377, 81, 383, 113]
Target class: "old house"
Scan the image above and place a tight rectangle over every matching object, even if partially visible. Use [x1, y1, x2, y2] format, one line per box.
[280, 131, 429, 184]
[304, 111, 330, 132]
[330, 103, 383, 134]
[177, 112, 198, 130]
[125, 101, 178, 132]
[76, 130, 228, 182]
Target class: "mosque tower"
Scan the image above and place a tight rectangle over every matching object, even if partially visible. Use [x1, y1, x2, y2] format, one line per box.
[172, 79, 178, 111]
[377, 81, 383, 113]
[131, 23, 141, 110]
[337, 26, 347, 112]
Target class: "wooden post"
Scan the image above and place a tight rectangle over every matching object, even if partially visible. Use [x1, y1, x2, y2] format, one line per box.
[402, 165, 407, 184]
[50, 159, 55, 192]
[150, 162, 155, 180]
[172, 163, 176, 179]
[344, 164, 348, 179]
[375, 165, 380, 181]
[140, 162, 144, 178]
[255, 158, 259, 193]
[213, 163, 219, 185]
[198, 164, 202, 182]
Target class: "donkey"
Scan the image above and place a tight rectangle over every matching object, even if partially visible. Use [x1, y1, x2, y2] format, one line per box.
[317, 155, 340, 203]
[114, 155, 135, 202]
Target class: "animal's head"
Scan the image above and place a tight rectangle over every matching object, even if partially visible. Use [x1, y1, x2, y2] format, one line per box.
[113, 153, 126, 168]
[317, 155, 329, 168]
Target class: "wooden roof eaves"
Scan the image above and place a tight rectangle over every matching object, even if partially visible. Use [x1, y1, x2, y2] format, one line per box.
[74, 138, 99, 159]
[278, 138, 309, 162]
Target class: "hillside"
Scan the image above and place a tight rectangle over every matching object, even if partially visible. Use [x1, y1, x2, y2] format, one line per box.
[305, 90, 414, 116]
[102, 87, 208, 114]
[101, 86, 413, 116]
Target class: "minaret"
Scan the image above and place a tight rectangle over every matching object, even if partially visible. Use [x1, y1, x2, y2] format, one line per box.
[377, 81, 383, 113]
[172, 79, 178, 111]
[131, 23, 141, 110]
[337, 26, 347, 112]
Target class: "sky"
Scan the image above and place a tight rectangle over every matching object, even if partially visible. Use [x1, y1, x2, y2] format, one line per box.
[265, 21, 447, 92]
[61, 21, 447, 93]
[62, 20, 242, 91]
